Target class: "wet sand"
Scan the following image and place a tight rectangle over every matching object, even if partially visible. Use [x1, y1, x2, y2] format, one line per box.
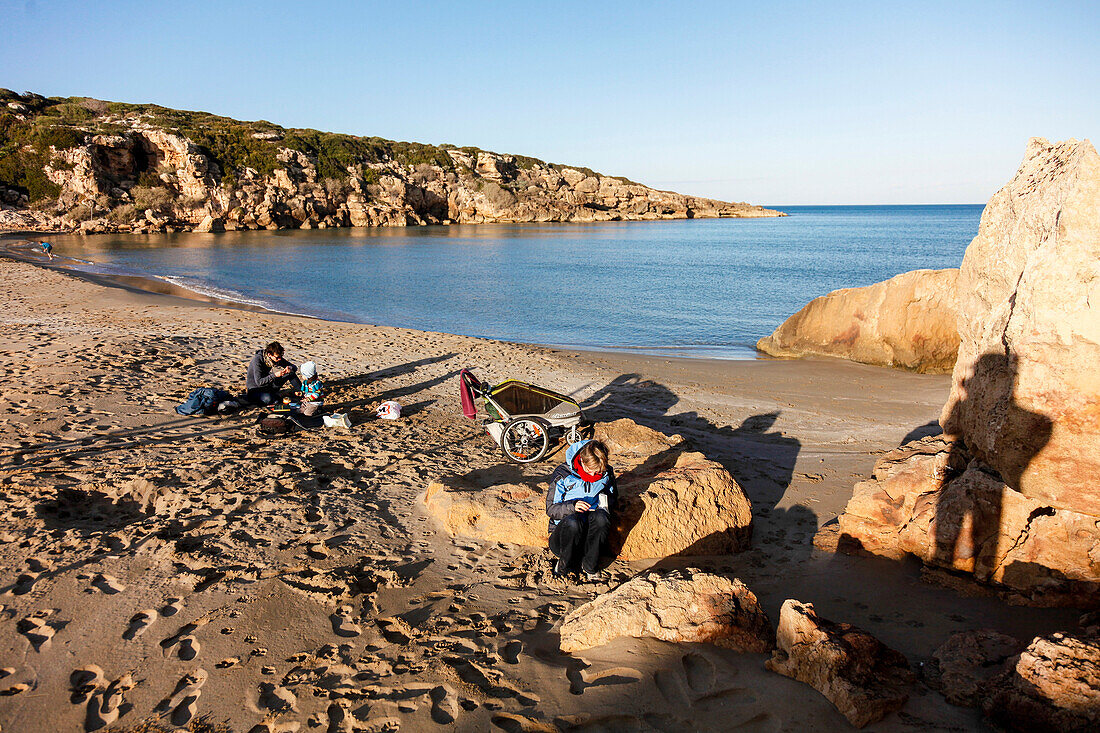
[0, 248, 1081, 731]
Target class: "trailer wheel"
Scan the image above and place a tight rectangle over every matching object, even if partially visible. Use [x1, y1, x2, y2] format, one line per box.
[501, 417, 551, 463]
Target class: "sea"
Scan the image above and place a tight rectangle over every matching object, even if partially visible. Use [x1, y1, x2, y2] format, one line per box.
[44, 205, 983, 359]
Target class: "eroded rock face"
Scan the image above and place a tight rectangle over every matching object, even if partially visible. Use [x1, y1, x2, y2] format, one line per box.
[756, 268, 960, 373]
[765, 600, 914, 728]
[983, 633, 1100, 732]
[558, 569, 772, 654]
[942, 138, 1100, 513]
[837, 438, 1100, 606]
[423, 419, 753, 561]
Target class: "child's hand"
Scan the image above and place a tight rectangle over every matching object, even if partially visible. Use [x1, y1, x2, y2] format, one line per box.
[574, 500, 590, 513]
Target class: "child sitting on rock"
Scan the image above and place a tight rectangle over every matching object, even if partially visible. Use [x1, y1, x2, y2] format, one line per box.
[297, 361, 324, 416]
[545, 439, 617, 580]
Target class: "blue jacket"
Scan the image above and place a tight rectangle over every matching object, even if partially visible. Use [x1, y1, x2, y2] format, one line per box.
[545, 439, 617, 534]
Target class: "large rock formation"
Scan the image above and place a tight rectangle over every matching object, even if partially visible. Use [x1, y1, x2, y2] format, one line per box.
[558, 569, 772, 654]
[836, 438, 1100, 606]
[765, 600, 914, 728]
[756, 268, 960, 372]
[942, 138, 1100, 513]
[836, 139, 1100, 605]
[0, 90, 784, 234]
[423, 419, 753, 561]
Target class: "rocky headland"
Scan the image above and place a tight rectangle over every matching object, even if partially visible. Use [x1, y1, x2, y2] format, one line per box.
[0, 90, 783, 234]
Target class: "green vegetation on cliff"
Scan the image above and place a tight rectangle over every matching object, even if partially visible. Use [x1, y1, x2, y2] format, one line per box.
[0, 89, 624, 200]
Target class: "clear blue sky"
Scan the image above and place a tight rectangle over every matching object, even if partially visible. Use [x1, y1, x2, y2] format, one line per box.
[3, 0, 1097, 204]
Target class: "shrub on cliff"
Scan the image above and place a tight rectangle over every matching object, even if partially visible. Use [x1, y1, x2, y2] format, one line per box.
[130, 186, 174, 212]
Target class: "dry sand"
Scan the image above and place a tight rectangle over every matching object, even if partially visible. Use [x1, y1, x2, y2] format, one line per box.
[0, 246, 1082, 732]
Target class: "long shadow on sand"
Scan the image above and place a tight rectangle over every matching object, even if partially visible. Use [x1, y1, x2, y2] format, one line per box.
[581, 373, 802, 513]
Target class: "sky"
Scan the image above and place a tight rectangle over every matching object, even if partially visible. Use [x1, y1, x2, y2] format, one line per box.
[2, 0, 1097, 205]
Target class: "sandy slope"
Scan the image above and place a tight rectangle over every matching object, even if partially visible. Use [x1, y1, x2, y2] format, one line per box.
[0, 252, 1082, 732]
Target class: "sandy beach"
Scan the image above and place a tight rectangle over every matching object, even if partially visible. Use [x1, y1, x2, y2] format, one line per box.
[0, 247, 1081, 732]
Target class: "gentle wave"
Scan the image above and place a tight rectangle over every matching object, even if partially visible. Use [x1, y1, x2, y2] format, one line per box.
[155, 275, 268, 308]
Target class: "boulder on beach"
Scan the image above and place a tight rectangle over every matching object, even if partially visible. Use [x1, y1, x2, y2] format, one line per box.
[923, 629, 1026, 708]
[836, 138, 1100, 606]
[983, 632, 1100, 732]
[422, 419, 753, 560]
[765, 600, 914, 729]
[756, 268, 959, 373]
[558, 568, 772, 654]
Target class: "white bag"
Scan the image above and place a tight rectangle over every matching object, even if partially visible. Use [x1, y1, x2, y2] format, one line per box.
[376, 401, 401, 420]
[323, 413, 353, 428]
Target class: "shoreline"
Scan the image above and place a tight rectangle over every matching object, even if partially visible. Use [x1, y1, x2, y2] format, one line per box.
[0, 255, 1083, 731]
[2, 234, 768, 361]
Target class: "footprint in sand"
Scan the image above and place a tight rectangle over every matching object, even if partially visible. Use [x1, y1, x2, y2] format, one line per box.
[69, 665, 105, 704]
[123, 610, 156, 640]
[18, 612, 59, 652]
[12, 573, 38, 595]
[430, 684, 458, 724]
[1, 682, 30, 697]
[491, 712, 556, 732]
[643, 712, 694, 732]
[178, 635, 200, 661]
[159, 597, 183, 616]
[258, 682, 297, 713]
[91, 573, 125, 594]
[85, 673, 134, 732]
[501, 640, 523, 664]
[330, 606, 362, 638]
[376, 617, 414, 644]
[565, 659, 589, 695]
[681, 652, 715, 695]
[161, 669, 207, 727]
[581, 666, 644, 691]
[653, 667, 689, 706]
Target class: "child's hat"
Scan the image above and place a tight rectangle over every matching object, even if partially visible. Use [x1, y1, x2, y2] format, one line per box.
[299, 361, 317, 379]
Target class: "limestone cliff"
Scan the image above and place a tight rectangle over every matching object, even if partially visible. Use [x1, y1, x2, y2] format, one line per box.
[0, 90, 784, 233]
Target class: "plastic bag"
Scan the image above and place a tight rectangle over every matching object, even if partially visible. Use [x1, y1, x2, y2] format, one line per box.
[376, 401, 401, 420]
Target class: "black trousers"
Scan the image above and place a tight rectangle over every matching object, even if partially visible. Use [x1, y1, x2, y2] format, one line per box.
[246, 375, 302, 406]
[549, 510, 611, 574]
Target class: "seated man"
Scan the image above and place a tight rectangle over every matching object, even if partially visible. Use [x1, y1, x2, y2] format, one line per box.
[245, 341, 301, 405]
[545, 439, 617, 580]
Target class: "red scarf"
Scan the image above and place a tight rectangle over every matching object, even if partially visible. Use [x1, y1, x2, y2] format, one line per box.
[573, 454, 606, 482]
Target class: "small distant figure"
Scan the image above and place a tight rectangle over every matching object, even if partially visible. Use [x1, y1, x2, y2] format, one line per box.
[245, 341, 301, 405]
[40, 241, 53, 260]
[545, 439, 617, 581]
[297, 360, 324, 416]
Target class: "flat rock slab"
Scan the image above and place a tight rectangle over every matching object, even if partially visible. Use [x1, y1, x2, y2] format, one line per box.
[765, 599, 914, 728]
[423, 419, 753, 560]
[558, 568, 772, 654]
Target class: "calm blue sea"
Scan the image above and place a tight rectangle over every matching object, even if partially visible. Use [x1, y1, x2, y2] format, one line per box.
[47, 205, 983, 358]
